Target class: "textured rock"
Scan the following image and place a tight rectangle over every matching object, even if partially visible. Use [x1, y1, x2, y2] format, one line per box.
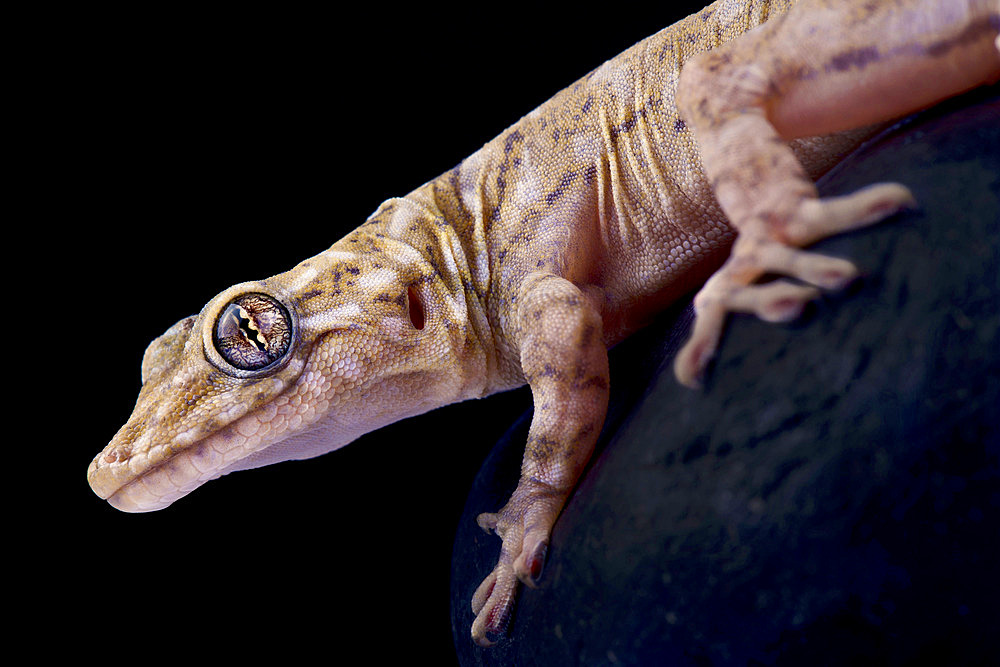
[451, 88, 999, 665]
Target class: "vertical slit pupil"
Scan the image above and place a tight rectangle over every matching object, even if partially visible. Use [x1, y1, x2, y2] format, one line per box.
[236, 309, 264, 350]
[407, 286, 425, 330]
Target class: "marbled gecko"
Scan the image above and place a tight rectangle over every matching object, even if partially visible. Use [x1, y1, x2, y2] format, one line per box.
[88, 0, 1000, 646]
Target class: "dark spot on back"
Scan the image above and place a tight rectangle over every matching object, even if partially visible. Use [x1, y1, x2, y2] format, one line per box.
[611, 114, 638, 138]
[504, 130, 524, 153]
[545, 172, 577, 206]
[826, 46, 880, 72]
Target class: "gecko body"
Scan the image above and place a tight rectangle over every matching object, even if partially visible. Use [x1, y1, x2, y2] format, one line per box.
[88, 0, 1000, 645]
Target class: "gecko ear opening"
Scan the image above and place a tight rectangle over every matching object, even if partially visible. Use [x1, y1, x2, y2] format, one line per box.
[407, 286, 425, 330]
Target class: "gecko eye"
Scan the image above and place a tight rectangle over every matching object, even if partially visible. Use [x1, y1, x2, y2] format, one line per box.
[213, 293, 292, 370]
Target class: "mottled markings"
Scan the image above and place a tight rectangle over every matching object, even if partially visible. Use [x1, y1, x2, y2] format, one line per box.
[526, 434, 560, 460]
[545, 171, 577, 206]
[539, 363, 560, 379]
[489, 129, 529, 224]
[515, 227, 539, 253]
[826, 45, 880, 72]
[504, 129, 524, 153]
[657, 39, 675, 63]
[424, 243, 444, 276]
[610, 102, 655, 139]
[299, 289, 324, 301]
[375, 292, 406, 307]
[490, 177, 507, 226]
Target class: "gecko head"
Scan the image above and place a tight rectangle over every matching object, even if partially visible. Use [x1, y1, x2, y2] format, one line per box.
[88, 237, 472, 512]
[87, 279, 315, 512]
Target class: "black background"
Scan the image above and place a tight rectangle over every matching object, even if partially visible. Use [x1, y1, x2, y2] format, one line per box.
[44, 3, 706, 663]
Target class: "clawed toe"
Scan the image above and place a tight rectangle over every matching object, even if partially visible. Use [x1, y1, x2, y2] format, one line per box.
[470, 535, 549, 646]
[470, 480, 564, 644]
[471, 569, 497, 615]
[513, 538, 548, 587]
[471, 564, 518, 646]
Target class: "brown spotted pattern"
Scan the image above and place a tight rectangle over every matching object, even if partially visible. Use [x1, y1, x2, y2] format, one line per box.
[87, 0, 1000, 647]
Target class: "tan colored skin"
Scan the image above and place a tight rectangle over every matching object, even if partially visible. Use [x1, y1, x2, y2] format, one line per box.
[88, 0, 1000, 646]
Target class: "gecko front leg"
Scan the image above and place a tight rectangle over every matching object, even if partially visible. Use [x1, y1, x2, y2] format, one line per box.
[470, 272, 610, 646]
[673, 0, 1000, 386]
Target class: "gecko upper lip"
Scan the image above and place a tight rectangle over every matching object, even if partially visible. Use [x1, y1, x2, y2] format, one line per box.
[90, 402, 289, 512]
[88, 436, 221, 513]
[87, 450, 131, 501]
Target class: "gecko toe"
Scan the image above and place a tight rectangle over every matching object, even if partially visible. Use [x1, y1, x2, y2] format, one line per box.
[790, 182, 916, 245]
[471, 568, 497, 615]
[514, 538, 548, 587]
[730, 281, 821, 323]
[526, 541, 548, 586]
[674, 299, 726, 388]
[476, 511, 500, 534]
[471, 564, 518, 646]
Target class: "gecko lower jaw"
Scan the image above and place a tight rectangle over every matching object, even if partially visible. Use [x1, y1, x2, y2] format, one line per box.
[90, 419, 272, 512]
[97, 438, 229, 512]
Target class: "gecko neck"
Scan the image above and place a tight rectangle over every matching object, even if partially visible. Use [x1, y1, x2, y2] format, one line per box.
[351, 181, 514, 399]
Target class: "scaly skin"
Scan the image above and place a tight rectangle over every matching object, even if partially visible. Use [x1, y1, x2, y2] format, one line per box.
[88, 0, 1000, 646]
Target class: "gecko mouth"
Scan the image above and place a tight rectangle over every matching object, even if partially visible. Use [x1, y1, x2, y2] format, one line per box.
[98, 438, 234, 512]
[88, 405, 284, 512]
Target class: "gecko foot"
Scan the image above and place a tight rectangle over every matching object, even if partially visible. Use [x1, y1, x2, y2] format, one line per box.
[674, 182, 916, 388]
[470, 478, 566, 646]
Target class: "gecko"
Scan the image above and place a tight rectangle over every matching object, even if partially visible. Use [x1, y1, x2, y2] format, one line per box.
[88, 0, 1000, 647]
